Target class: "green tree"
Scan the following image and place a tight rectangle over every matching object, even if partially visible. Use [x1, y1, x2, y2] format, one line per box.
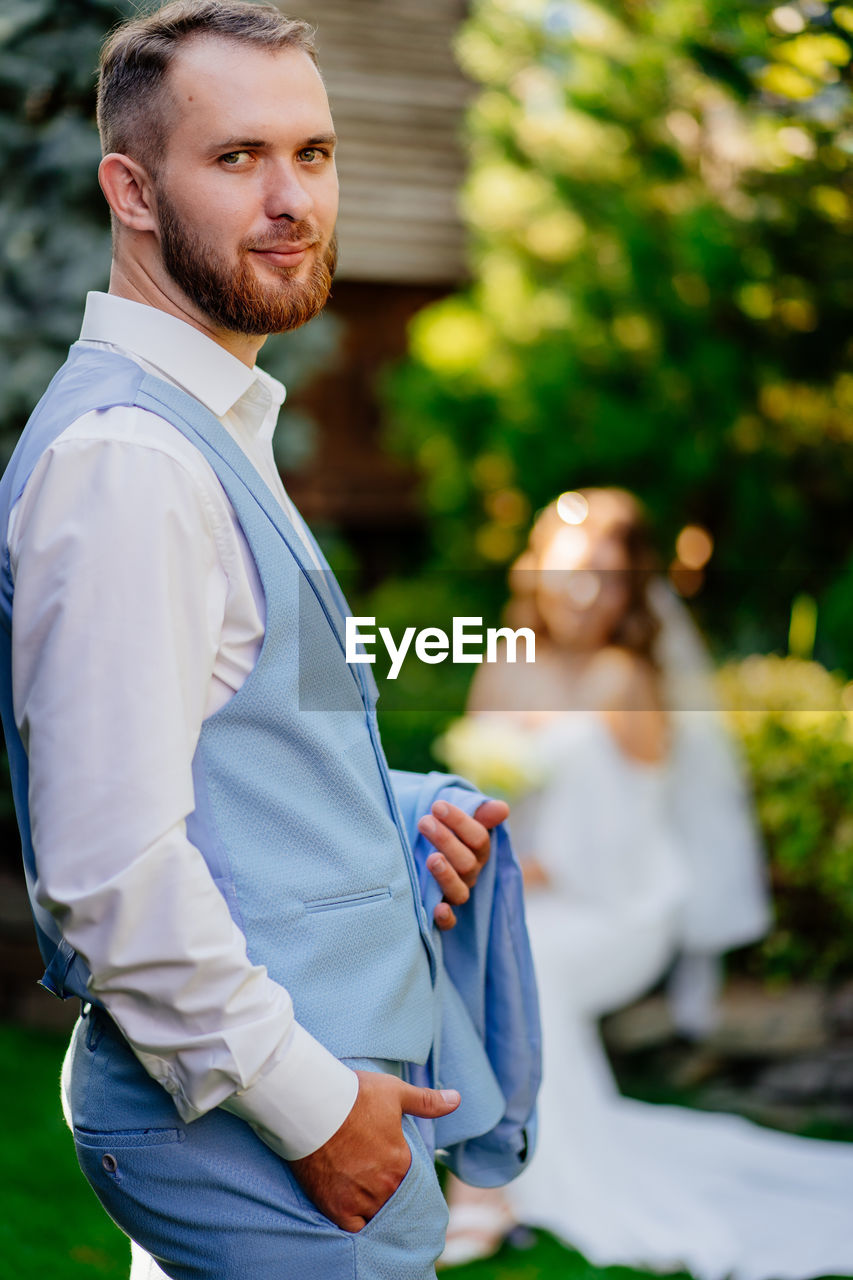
[385, 0, 853, 661]
[0, 0, 125, 460]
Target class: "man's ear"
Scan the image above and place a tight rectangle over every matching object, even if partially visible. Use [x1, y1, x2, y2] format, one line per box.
[98, 153, 158, 233]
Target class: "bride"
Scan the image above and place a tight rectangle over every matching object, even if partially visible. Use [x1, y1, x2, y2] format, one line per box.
[441, 489, 853, 1280]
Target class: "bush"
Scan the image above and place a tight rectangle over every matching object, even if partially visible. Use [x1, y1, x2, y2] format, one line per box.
[720, 654, 853, 981]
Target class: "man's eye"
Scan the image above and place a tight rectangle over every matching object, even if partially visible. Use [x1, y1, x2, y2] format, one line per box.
[220, 151, 252, 167]
[299, 147, 326, 163]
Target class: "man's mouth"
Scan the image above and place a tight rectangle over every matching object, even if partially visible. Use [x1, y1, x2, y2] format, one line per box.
[249, 242, 314, 268]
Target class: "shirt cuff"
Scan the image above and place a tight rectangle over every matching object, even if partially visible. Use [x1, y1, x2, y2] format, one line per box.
[220, 1021, 359, 1160]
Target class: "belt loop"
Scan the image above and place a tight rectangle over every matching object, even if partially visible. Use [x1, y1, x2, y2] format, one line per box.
[84, 1003, 105, 1052]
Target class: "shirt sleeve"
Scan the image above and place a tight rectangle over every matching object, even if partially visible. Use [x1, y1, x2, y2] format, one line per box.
[9, 411, 357, 1160]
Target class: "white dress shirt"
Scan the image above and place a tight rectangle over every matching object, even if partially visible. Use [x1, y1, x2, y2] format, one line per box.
[8, 292, 358, 1160]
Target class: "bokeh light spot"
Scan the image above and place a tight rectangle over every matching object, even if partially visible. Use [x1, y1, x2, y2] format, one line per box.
[676, 525, 714, 570]
[557, 491, 590, 525]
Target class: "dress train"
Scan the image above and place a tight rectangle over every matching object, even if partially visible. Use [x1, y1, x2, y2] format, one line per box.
[499, 715, 853, 1279]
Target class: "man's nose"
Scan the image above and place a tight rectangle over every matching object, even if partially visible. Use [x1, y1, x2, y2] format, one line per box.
[266, 162, 314, 223]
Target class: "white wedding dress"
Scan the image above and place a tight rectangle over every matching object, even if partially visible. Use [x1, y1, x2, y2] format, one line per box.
[504, 712, 853, 1280]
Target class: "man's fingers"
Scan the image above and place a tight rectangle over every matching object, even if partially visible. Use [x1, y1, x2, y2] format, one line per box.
[473, 797, 510, 828]
[426, 851, 470, 906]
[418, 798, 509, 927]
[421, 827, 479, 882]
[398, 1081, 461, 1118]
[433, 900, 457, 931]
[418, 811, 485, 881]
[337, 1213, 367, 1233]
[430, 801, 491, 860]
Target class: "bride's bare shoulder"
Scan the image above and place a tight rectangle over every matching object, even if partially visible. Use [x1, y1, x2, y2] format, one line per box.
[589, 648, 669, 764]
[580, 646, 649, 703]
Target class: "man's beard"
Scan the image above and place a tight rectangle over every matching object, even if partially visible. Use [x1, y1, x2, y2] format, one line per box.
[156, 188, 337, 336]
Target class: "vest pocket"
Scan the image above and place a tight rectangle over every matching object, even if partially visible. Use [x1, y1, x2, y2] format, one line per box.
[303, 887, 391, 915]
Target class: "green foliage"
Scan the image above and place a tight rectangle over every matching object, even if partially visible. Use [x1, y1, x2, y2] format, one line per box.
[385, 0, 853, 662]
[720, 653, 853, 980]
[357, 569, 502, 771]
[0, 0, 123, 461]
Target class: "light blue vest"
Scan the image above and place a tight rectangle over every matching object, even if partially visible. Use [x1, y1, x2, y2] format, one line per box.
[0, 345, 437, 1066]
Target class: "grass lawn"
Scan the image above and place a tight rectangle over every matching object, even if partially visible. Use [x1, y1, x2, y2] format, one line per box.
[433, 1231, 690, 1280]
[0, 1022, 130, 1278]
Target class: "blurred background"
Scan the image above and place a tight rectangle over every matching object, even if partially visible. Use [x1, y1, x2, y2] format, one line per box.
[1, 1, 853, 1276]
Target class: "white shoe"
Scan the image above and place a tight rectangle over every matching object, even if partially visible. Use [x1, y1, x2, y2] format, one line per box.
[438, 1202, 516, 1269]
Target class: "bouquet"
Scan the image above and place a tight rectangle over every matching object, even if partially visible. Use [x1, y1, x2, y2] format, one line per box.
[433, 715, 549, 802]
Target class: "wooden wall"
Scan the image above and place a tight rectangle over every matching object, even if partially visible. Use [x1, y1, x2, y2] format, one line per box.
[281, 0, 471, 285]
[274, 3, 472, 558]
[287, 279, 446, 571]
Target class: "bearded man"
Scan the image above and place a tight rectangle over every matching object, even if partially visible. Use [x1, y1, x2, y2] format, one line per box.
[0, 3, 540, 1278]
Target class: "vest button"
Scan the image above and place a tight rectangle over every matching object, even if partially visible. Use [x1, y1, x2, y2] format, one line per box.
[102, 1153, 117, 1174]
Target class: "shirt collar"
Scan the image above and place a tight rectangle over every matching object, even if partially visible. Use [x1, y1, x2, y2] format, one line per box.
[79, 292, 286, 419]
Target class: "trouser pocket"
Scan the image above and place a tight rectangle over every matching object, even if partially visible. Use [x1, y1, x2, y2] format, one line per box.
[350, 1116, 448, 1279]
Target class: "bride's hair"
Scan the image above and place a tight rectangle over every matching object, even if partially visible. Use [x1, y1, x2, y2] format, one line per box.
[506, 487, 661, 666]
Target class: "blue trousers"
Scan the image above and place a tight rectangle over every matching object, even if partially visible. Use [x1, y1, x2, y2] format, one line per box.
[62, 1009, 448, 1279]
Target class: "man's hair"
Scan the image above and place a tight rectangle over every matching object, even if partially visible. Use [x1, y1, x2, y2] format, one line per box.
[97, 0, 318, 173]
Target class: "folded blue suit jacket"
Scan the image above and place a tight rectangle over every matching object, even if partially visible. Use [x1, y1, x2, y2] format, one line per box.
[393, 769, 541, 1187]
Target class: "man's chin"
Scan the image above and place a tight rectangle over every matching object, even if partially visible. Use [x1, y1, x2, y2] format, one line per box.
[164, 254, 333, 337]
[258, 287, 332, 335]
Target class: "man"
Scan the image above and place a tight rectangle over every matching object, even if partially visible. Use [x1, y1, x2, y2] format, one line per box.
[0, 3, 537, 1277]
